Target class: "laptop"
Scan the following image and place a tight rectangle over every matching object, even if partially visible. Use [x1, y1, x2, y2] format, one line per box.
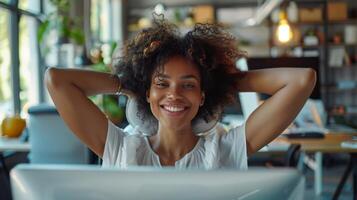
[11, 164, 304, 200]
[292, 99, 356, 134]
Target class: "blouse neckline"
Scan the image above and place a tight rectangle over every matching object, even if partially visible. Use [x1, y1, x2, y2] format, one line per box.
[143, 136, 203, 167]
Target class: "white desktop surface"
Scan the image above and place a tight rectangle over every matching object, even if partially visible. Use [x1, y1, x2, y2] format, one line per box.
[0, 136, 30, 152]
[11, 164, 304, 200]
[259, 141, 291, 153]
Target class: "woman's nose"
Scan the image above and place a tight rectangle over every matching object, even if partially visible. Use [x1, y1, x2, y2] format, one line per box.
[166, 87, 182, 100]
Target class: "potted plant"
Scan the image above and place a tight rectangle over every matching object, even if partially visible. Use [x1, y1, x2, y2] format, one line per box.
[37, 0, 84, 55]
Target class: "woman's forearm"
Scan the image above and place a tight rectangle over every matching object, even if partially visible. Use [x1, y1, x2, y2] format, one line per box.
[45, 67, 120, 96]
[45, 67, 119, 156]
[236, 68, 316, 95]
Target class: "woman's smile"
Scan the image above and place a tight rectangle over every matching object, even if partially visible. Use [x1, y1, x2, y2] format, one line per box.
[160, 103, 190, 116]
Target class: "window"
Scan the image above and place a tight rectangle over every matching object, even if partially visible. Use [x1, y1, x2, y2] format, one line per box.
[19, 0, 41, 14]
[91, 0, 111, 43]
[90, 0, 100, 42]
[90, 0, 123, 44]
[19, 15, 40, 116]
[0, 0, 42, 118]
[0, 8, 12, 120]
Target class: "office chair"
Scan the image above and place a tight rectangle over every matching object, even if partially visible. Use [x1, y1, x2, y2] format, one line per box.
[27, 104, 90, 164]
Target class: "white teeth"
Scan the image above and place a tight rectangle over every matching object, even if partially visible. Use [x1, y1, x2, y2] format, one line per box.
[163, 106, 185, 112]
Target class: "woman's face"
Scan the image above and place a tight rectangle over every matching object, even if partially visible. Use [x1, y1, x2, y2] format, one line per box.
[147, 56, 204, 131]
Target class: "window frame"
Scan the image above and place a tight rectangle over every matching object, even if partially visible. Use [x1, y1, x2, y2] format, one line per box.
[0, 0, 44, 114]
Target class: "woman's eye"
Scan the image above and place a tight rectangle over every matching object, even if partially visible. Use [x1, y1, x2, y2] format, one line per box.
[156, 82, 168, 88]
[183, 83, 195, 89]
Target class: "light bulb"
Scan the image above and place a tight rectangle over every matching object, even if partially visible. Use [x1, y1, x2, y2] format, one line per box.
[277, 19, 293, 43]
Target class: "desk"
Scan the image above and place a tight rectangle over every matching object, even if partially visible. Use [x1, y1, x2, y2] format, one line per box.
[0, 137, 31, 152]
[276, 134, 357, 153]
[0, 136, 30, 178]
[275, 133, 357, 199]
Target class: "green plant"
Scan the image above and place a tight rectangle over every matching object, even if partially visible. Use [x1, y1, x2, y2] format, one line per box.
[89, 42, 125, 125]
[103, 95, 125, 124]
[38, 0, 84, 54]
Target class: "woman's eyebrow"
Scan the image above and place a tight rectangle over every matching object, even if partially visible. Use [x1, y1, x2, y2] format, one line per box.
[155, 74, 169, 79]
[180, 75, 199, 81]
[155, 74, 199, 81]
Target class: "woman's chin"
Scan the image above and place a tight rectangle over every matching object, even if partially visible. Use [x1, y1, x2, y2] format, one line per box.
[160, 121, 192, 132]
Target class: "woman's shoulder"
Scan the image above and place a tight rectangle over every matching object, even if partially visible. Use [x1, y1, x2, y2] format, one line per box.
[203, 122, 246, 139]
[103, 121, 149, 167]
[106, 121, 148, 146]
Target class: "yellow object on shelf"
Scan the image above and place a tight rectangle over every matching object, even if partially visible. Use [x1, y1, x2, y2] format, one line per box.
[1, 116, 26, 138]
[328, 2, 347, 21]
[299, 7, 322, 22]
[192, 5, 214, 24]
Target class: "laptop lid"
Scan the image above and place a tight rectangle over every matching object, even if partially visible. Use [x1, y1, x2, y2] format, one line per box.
[11, 164, 303, 200]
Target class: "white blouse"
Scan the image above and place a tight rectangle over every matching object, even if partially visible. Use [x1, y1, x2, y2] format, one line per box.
[102, 120, 248, 170]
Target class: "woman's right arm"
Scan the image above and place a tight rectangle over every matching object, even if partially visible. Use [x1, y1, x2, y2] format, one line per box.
[45, 67, 120, 157]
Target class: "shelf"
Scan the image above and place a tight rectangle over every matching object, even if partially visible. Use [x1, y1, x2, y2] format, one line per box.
[328, 19, 357, 25]
[330, 112, 357, 117]
[270, 19, 357, 26]
[271, 45, 323, 49]
[271, 21, 323, 26]
[276, 43, 357, 49]
[328, 43, 357, 47]
[323, 88, 357, 93]
[329, 65, 357, 69]
[321, 85, 357, 93]
[266, 1, 357, 118]
[272, 43, 357, 49]
[241, 44, 270, 48]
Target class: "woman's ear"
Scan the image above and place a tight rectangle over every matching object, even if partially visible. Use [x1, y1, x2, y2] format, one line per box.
[146, 90, 150, 103]
[200, 92, 205, 106]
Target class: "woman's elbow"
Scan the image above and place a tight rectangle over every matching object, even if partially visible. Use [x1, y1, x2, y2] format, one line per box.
[298, 68, 317, 89]
[45, 67, 63, 90]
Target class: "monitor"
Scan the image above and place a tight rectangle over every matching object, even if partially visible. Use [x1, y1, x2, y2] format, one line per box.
[236, 58, 261, 120]
[11, 164, 304, 200]
[221, 57, 260, 125]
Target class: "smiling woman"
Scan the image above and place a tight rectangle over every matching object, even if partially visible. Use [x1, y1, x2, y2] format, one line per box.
[45, 16, 316, 169]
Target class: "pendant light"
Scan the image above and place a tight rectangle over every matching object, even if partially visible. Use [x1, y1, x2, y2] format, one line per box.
[277, 11, 293, 43]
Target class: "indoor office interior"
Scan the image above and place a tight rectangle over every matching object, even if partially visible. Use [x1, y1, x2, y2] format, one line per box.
[1, 0, 357, 200]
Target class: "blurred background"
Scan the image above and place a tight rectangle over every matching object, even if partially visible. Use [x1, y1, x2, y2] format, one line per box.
[1, 0, 357, 199]
[1, 0, 357, 127]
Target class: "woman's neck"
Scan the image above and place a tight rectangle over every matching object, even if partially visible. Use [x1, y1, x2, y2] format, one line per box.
[149, 124, 199, 165]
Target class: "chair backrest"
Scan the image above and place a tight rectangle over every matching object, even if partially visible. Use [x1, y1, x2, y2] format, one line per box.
[27, 104, 89, 164]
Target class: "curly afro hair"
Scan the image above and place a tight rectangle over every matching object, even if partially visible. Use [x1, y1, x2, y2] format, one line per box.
[112, 16, 246, 124]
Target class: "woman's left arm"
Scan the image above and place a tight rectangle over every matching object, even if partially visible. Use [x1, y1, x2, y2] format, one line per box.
[235, 68, 316, 155]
